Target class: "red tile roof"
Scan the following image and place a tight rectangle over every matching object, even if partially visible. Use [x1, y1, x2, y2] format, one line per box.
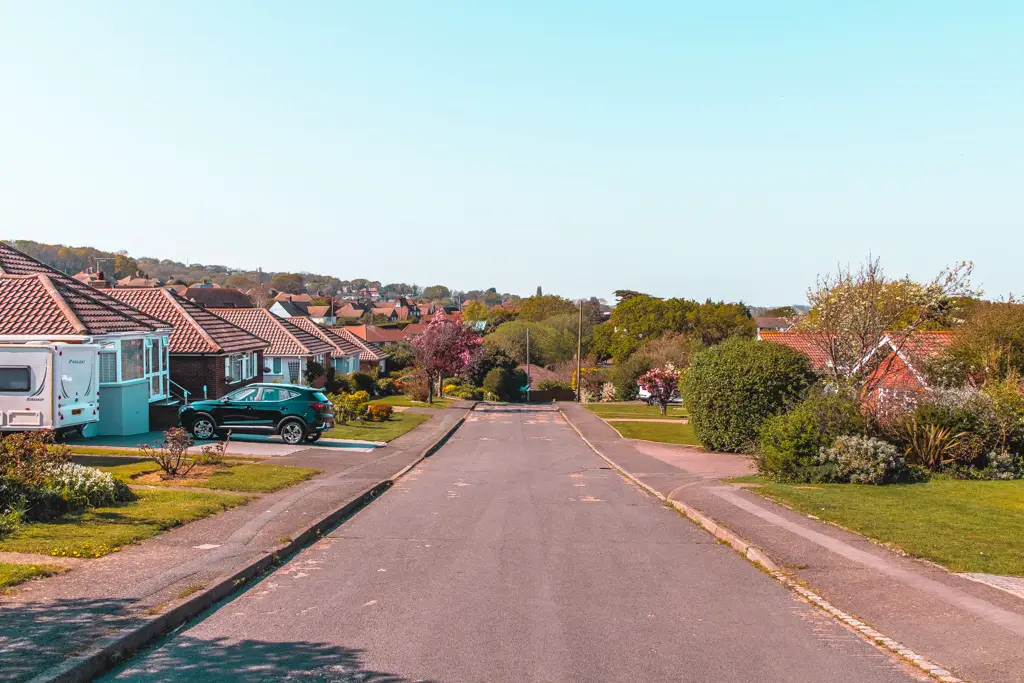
[275, 292, 312, 303]
[865, 331, 955, 393]
[185, 287, 253, 309]
[0, 244, 171, 335]
[286, 316, 364, 358]
[337, 328, 388, 362]
[757, 330, 833, 372]
[108, 288, 268, 354]
[343, 324, 406, 343]
[307, 305, 331, 318]
[211, 307, 334, 357]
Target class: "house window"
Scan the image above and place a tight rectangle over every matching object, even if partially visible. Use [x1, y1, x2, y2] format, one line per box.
[99, 353, 117, 384]
[272, 357, 282, 375]
[121, 339, 144, 381]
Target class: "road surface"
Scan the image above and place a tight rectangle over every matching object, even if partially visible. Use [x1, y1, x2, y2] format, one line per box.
[106, 405, 921, 682]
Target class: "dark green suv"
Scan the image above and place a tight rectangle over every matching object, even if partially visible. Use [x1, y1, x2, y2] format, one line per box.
[178, 384, 334, 445]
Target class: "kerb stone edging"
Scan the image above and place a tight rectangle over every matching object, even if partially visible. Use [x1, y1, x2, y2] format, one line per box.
[30, 407, 474, 683]
[556, 404, 963, 683]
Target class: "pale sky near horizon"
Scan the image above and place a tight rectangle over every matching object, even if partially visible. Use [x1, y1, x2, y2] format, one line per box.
[1, 2, 1021, 305]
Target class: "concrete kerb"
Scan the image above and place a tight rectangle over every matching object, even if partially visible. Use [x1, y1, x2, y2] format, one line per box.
[31, 406, 475, 683]
[556, 404, 964, 683]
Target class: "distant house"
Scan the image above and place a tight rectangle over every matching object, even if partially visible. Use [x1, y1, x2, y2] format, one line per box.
[116, 272, 162, 288]
[0, 243, 172, 436]
[285, 317, 362, 375]
[757, 330, 838, 374]
[306, 305, 335, 326]
[270, 299, 310, 318]
[336, 301, 368, 320]
[108, 288, 269, 402]
[211, 308, 334, 385]
[275, 292, 313, 304]
[341, 332, 389, 374]
[185, 286, 253, 309]
[754, 316, 794, 333]
[72, 267, 111, 289]
[344, 324, 407, 344]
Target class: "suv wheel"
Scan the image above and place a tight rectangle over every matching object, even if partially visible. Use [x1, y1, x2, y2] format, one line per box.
[192, 416, 216, 440]
[280, 420, 306, 445]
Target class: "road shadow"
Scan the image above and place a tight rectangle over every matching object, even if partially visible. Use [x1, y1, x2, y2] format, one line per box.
[105, 635, 433, 682]
[474, 404, 555, 413]
[0, 596, 136, 682]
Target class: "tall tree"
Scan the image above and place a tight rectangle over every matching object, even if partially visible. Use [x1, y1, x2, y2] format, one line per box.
[517, 295, 577, 322]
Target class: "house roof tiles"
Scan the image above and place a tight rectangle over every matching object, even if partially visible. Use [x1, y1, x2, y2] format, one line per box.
[211, 308, 334, 357]
[108, 288, 268, 354]
[285, 317, 364, 358]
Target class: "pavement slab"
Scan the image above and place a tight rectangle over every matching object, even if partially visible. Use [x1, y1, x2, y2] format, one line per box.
[559, 401, 1024, 683]
[106, 404, 923, 683]
[0, 408, 465, 683]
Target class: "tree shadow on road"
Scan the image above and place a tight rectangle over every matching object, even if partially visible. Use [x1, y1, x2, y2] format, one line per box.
[105, 635, 432, 682]
[0, 596, 136, 682]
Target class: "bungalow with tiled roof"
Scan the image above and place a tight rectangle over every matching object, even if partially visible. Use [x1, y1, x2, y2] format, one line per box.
[108, 288, 269, 402]
[185, 286, 253, 309]
[0, 243, 172, 436]
[116, 272, 162, 288]
[285, 317, 363, 375]
[757, 330, 834, 373]
[72, 267, 111, 289]
[211, 308, 334, 385]
[305, 305, 335, 325]
[270, 299, 310, 318]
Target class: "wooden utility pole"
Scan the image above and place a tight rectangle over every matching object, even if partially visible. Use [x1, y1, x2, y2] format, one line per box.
[525, 327, 531, 403]
[575, 298, 583, 402]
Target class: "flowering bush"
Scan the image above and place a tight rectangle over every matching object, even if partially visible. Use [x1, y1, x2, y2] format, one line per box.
[367, 403, 393, 422]
[817, 436, 907, 485]
[600, 382, 616, 403]
[638, 366, 681, 415]
[329, 391, 370, 423]
[984, 451, 1023, 480]
[46, 463, 135, 507]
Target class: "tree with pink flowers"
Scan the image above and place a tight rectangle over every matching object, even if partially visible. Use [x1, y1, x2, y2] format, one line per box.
[411, 314, 482, 403]
[638, 366, 682, 416]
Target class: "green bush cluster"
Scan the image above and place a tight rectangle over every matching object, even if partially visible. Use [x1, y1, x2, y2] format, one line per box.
[483, 367, 528, 402]
[682, 338, 816, 453]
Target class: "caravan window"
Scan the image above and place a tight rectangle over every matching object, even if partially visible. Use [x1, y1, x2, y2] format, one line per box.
[0, 367, 30, 392]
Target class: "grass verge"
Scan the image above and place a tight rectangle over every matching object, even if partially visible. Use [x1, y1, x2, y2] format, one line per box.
[372, 395, 451, 409]
[72, 455, 318, 493]
[587, 403, 687, 420]
[0, 489, 247, 558]
[0, 562, 66, 591]
[747, 478, 1024, 576]
[611, 420, 701, 446]
[326, 411, 431, 442]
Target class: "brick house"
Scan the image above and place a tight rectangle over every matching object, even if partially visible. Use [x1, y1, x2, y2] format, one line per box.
[108, 288, 270, 402]
[285, 317, 364, 375]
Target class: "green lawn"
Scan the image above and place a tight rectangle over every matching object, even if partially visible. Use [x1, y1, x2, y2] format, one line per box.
[0, 489, 247, 558]
[611, 420, 701, 446]
[326, 411, 431, 442]
[0, 562, 65, 591]
[587, 403, 687, 420]
[72, 455, 319, 493]
[748, 479, 1024, 576]
[372, 395, 451, 409]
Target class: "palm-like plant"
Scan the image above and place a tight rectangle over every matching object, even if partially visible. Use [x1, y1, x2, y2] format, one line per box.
[902, 419, 966, 471]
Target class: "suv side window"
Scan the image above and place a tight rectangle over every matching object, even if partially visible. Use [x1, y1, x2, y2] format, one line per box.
[226, 387, 259, 402]
[259, 388, 295, 402]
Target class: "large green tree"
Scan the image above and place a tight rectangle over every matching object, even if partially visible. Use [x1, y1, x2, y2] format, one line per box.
[517, 295, 577, 322]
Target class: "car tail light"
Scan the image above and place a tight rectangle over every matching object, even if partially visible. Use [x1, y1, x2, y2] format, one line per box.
[311, 403, 329, 412]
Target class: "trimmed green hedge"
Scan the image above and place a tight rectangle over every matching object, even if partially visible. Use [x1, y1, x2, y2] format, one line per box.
[681, 338, 816, 453]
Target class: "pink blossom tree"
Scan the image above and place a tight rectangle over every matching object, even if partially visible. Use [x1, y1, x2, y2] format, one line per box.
[411, 314, 482, 403]
[638, 366, 681, 416]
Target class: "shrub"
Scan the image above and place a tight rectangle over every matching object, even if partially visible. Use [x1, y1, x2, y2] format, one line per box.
[140, 428, 199, 477]
[536, 380, 572, 392]
[901, 419, 966, 471]
[983, 451, 1023, 480]
[376, 377, 397, 396]
[682, 338, 817, 453]
[348, 372, 375, 395]
[304, 359, 325, 385]
[448, 386, 484, 400]
[610, 355, 651, 401]
[817, 435, 906, 485]
[404, 374, 430, 402]
[330, 391, 370, 424]
[600, 382, 617, 403]
[324, 367, 350, 394]
[483, 368, 526, 402]
[367, 403, 393, 422]
[46, 463, 135, 507]
[759, 391, 866, 480]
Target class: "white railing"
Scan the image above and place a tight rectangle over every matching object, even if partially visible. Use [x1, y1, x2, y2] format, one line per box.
[168, 379, 191, 405]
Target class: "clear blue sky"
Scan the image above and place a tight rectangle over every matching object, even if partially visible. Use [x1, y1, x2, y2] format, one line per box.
[2, 2, 1021, 304]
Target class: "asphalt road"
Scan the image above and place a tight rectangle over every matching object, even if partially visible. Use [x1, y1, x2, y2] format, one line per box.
[105, 405, 921, 683]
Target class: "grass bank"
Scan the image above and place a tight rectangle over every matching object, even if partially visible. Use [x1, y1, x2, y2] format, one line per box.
[72, 455, 318, 493]
[0, 562, 66, 591]
[586, 403, 687, 420]
[610, 420, 700, 446]
[747, 478, 1024, 576]
[0, 489, 247, 558]
[326, 411, 431, 442]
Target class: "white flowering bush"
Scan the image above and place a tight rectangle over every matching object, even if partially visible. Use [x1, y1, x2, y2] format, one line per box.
[46, 463, 134, 508]
[600, 382, 616, 403]
[818, 436, 906, 485]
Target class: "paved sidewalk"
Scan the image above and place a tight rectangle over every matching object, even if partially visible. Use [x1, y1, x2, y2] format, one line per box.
[0, 407, 467, 683]
[559, 402, 1024, 683]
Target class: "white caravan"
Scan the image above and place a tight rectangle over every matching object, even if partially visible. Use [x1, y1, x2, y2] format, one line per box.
[0, 342, 100, 435]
